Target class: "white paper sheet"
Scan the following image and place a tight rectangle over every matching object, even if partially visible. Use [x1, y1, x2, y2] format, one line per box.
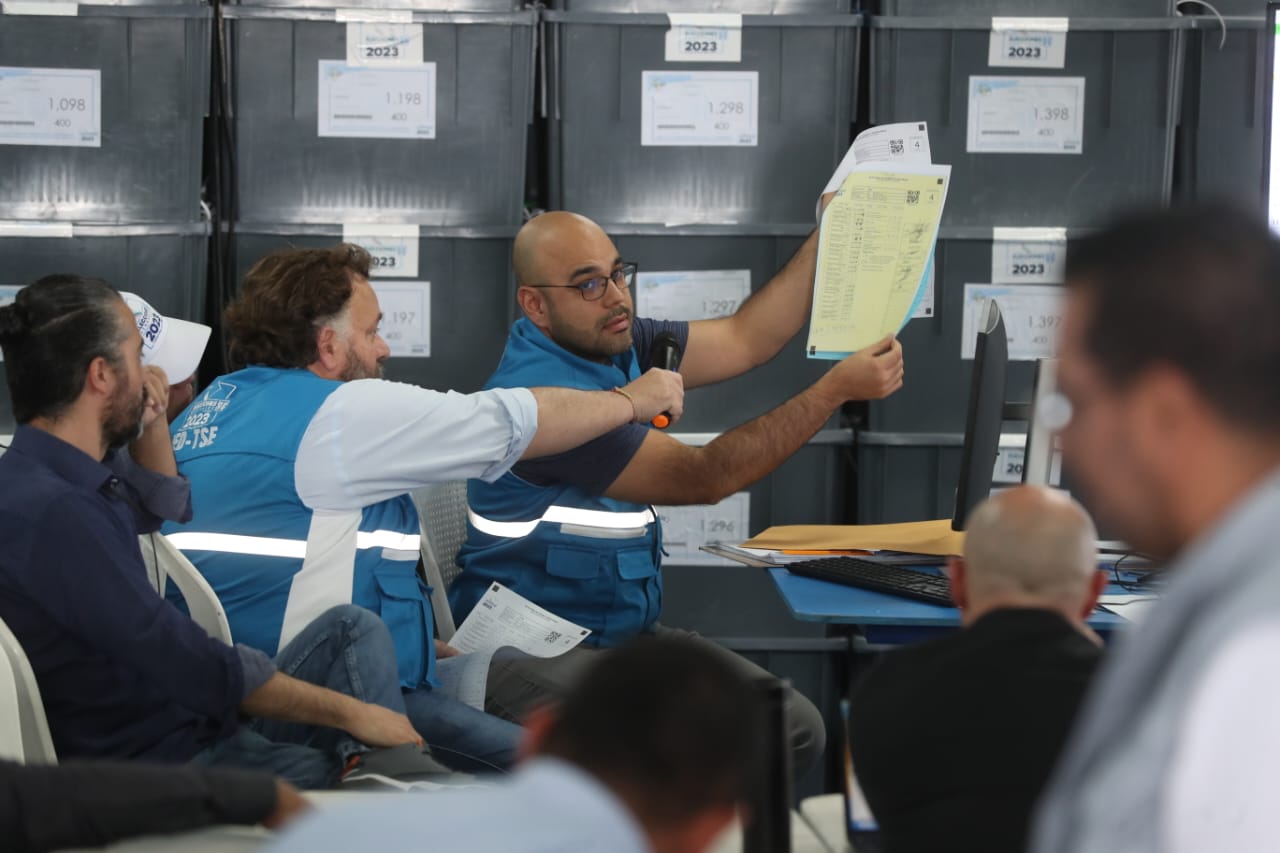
[636, 269, 751, 321]
[991, 226, 1068, 284]
[962, 283, 1066, 361]
[369, 280, 430, 357]
[0, 66, 100, 148]
[664, 13, 742, 63]
[822, 121, 932, 201]
[988, 18, 1069, 69]
[641, 70, 758, 147]
[656, 493, 751, 566]
[343, 223, 420, 278]
[317, 61, 436, 140]
[966, 75, 1084, 154]
[450, 582, 591, 658]
[346, 22, 424, 67]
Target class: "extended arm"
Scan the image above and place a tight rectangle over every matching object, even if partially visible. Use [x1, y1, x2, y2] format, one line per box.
[0, 759, 296, 853]
[239, 672, 421, 750]
[679, 228, 820, 390]
[605, 336, 903, 505]
[522, 367, 684, 458]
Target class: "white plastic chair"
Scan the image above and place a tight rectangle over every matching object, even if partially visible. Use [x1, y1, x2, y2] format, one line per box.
[0, 614, 57, 765]
[410, 481, 470, 643]
[139, 533, 233, 645]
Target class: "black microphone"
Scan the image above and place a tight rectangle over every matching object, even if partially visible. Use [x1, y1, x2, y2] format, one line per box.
[649, 331, 682, 429]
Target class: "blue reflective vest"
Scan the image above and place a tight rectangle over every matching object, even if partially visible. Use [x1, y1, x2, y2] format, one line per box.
[452, 319, 663, 648]
[164, 367, 436, 689]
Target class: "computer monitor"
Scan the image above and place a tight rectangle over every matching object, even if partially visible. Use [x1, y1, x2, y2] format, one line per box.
[1022, 358, 1060, 487]
[1265, 1, 1280, 231]
[952, 299, 1008, 532]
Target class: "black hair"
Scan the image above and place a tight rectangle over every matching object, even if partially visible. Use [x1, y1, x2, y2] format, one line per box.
[538, 635, 766, 829]
[0, 275, 129, 423]
[1064, 201, 1280, 432]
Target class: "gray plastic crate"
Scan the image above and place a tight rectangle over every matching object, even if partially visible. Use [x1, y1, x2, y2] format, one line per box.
[871, 0, 1186, 230]
[227, 6, 536, 226]
[0, 4, 210, 223]
[1177, 3, 1266, 208]
[615, 230, 833, 431]
[0, 224, 209, 318]
[0, 223, 210, 431]
[234, 229, 515, 393]
[545, 3, 859, 228]
[856, 435, 962, 524]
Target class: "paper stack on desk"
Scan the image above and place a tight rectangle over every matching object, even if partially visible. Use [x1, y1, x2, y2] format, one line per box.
[742, 519, 965, 558]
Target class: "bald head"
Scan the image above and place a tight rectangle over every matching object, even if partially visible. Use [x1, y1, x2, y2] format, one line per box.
[961, 486, 1099, 613]
[513, 211, 611, 288]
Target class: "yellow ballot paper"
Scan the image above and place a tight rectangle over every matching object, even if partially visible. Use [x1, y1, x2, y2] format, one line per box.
[742, 519, 964, 557]
[807, 162, 951, 359]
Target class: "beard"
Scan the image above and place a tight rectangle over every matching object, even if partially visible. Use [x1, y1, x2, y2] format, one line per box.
[339, 354, 385, 382]
[546, 305, 634, 363]
[102, 383, 148, 450]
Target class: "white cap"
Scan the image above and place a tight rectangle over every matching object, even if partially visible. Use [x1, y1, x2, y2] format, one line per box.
[120, 292, 212, 382]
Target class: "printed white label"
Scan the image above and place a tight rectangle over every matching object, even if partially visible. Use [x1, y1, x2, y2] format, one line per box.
[2, 2, 78, 15]
[664, 13, 743, 63]
[991, 227, 1067, 284]
[346, 23, 424, 67]
[656, 492, 751, 566]
[636, 269, 751, 321]
[370, 280, 431, 357]
[988, 18, 1068, 70]
[962, 284, 1066, 361]
[641, 70, 758, 147]
[966, 75, 1084, 155]
[0, 67, 100, 148]
[343, 223, 420, 278]
[317, 61, 435, 140]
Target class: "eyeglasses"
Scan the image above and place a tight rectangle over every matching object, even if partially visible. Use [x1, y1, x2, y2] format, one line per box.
[528, 262, 638, 302]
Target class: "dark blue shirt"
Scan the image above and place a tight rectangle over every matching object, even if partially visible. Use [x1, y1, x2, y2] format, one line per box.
[0, 426, 247, 762]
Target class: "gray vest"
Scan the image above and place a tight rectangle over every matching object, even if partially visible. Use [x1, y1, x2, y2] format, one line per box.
[1033, 470, 1280, 853]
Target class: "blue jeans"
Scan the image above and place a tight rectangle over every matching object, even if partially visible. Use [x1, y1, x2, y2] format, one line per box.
[194, 605, 520, 787]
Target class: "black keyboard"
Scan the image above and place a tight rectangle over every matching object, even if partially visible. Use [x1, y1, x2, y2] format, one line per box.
[785, 556, 953, 606]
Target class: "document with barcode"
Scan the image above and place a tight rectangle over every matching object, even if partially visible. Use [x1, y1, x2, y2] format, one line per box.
[449, 582, 591, 658]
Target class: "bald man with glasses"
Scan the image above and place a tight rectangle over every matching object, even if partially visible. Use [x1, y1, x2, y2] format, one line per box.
[450, 210, 907, 775]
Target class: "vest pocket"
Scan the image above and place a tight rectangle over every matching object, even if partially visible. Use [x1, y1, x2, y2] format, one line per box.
[371, 567, 432, 686]
[545, 545, 603, 579]
[616, 547, 658, 580]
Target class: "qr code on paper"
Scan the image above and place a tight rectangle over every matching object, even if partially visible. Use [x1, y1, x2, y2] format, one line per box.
[544, 631, 562, 644]
[906, 190, 920, 205]
[889, 138, 904, 155]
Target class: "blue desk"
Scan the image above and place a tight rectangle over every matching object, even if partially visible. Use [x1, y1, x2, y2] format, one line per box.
[767, 567, 1131, 644]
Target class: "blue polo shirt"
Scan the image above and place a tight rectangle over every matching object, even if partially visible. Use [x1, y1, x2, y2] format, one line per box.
[0, 426, 251, 762]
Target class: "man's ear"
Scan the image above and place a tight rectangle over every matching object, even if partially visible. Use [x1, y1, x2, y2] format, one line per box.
[1081, 569, 1108, 620]
[311, 325, 344, 376]
[946, 556, 969, 610]
[83, 355, 116, 399]
[516, 286, 551, 331]
[518, 703, 557, 765]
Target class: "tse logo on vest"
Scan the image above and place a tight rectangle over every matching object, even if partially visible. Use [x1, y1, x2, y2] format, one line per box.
[173, 426, 218, 452]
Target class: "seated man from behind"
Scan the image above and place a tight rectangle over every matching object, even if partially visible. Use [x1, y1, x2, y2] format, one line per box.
[849, 485, 1106, 853]
[165, 244, 683, 773]
[270, 635, 766, 853]
[0, 276, 422, 789]
[454, 210, 906, 774]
